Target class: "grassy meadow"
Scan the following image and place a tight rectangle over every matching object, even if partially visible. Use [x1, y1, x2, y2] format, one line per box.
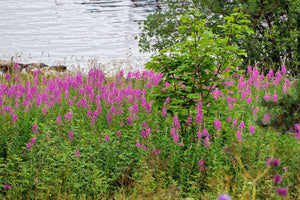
[0, 63, 299, 199]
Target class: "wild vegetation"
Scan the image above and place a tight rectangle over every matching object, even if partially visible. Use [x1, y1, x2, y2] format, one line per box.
[0, 59, 299, 199]
[1, 1, 299, 199]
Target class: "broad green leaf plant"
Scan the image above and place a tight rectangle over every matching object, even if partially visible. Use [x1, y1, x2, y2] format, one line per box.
[146, 9, 253, 123]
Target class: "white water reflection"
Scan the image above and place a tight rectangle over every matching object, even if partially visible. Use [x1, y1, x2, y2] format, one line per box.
[0, 0, 157, 70]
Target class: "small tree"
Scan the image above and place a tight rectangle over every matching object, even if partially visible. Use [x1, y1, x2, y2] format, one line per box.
[146, 9, 253, 124]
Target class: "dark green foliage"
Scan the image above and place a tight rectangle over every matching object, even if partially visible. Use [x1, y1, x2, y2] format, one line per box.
[259, 78, 300, 133]
[138, 0, 300, 75]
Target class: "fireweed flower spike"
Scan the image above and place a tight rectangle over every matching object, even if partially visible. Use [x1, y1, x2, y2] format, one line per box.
[75, 149, 80, 157]
[217, 193, 231, 200]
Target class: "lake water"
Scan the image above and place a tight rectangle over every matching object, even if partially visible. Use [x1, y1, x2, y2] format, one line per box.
[0, 0, 157, 71]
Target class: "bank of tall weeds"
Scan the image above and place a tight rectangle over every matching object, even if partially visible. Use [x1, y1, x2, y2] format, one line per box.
[0, 64, 299, 199]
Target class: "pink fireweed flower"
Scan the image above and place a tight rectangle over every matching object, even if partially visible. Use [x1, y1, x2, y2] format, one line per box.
[285, 79, 291, 87]
[64, 112, 72, 122]
[273, 174, 283, 184]
[273, 94, 278, 102]
[75, 149, 80, 157]
[204, 136, 210, 148]
[4, 184, 11, 190]
[116, 131, 122, 137]
[264, 95, 270, 101]
[56, 116, 62, 125]
[203, 129, 209, 137]
[5, 73, 10, 81]
[142, 121, 148, 128]
[281, 65, 286, 75]
[247, 65, 252, 75]
[263, 113, 271, 124]
[186, 117, 192, 127]
[173, 134, 179, 143]
[11, 114, 17, 124]
[32, 124, 38, 133]
[195, 111, 203, 125]
[227, 116, 232, 122]
[105, 135, 109, 142]
[249, 126, 256, 135]
[127, 115, 133, 124]
[68, 131, 74, 139]
[252, 107, 259, 115]
[172, 115, 180, 129]
[232, 119, 237, 127]
[267, 69, 273, 79]
[106, 112, 113, 124]
[162, 106, 167, 118]
[282, 83, 288, 94]
[197, 131, 202, 139]
[283, 166, 288, 172]
[222, 146, 229, 154]
[14, 62, 19, 70]
[239, 122, 245, 130]
[246, 97, 252, 103]
[214, 120, 222, 131]
[236, 130, 243, 142]
[198, 160, 205, 170]
[170, 127, 177, 138]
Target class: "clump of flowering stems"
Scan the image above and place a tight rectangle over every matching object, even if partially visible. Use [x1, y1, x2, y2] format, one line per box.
[0, 63, 297, 198]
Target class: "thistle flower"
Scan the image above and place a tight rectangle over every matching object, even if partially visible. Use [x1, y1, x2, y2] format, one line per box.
[217, 193, 231, 200]
[4, 184, 11, 190]
[266, 158, 281, 167]
[276, 188, 288, 196]
[273, 174, 283, 184]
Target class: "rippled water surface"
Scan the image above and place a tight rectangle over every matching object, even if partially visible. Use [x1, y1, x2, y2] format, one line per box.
[0, 0, 156, 70]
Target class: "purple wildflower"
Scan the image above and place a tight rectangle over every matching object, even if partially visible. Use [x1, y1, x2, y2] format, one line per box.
[214, 120, 222, 131]
[276, 188, 288, 196]
[32, 124, 38, 133]
[75, 149, 80, 157]
[4, 184, 11, 190]
[116, 131, 122, 137]
[217, 193, 232, 200]
[249, 126, 256, 135]
[239, 122, 245, 130]
[272, 94, 278, 102]
[281, 65, 286, 75]
[11, 114, 17, 124]
[68, 131, 74, 139]
[198, 160, 205, 170]
[105, 135, 109, 142]
[273, 174, 283, 184]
